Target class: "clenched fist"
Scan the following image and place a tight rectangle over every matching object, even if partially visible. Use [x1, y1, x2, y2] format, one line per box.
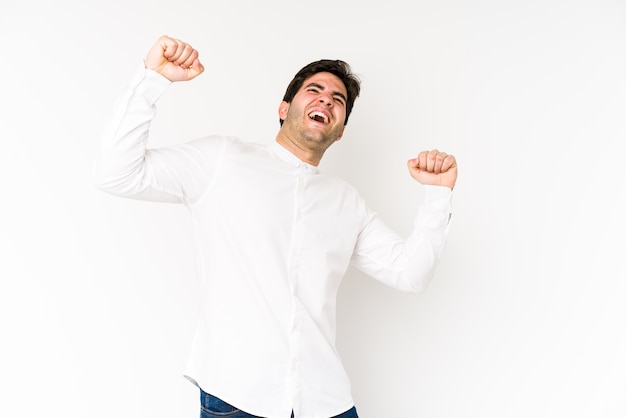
[407, 150, 457, 190]
[145, 35, 205, 82]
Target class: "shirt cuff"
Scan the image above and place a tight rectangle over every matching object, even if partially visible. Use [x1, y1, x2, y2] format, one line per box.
[422, 185, 453, 214]
[127, 61, 172, 105]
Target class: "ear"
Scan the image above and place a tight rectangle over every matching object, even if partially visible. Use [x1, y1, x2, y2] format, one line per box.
[278, 101, 289, 122]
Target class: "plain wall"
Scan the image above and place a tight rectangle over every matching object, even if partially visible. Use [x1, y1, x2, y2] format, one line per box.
[1, 1, 625, 417]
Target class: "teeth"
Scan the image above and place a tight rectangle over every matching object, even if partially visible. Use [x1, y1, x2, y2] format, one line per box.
[308, 111, 328, 123]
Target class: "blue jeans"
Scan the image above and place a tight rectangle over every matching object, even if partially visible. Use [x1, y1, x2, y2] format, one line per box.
[199, 389, 359, 418]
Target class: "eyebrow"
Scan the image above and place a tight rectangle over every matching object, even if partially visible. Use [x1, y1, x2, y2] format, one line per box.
[305, 82, 348, 103]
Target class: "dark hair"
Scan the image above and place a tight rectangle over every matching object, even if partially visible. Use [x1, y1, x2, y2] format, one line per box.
[280, 59, 361, 126]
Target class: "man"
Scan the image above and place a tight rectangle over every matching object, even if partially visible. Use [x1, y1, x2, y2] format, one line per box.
[94, 35, 457, 418]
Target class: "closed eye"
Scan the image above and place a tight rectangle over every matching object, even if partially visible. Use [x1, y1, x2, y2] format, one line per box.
[333, 95, 346, 106]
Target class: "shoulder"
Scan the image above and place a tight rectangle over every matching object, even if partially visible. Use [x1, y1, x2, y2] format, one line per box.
[320, 172, 360, 193]
[186, 134, 237, 150]
[184, 135, 267, 156]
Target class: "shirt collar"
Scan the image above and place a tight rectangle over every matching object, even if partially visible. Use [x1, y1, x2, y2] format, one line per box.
[269, 141, 320, 174]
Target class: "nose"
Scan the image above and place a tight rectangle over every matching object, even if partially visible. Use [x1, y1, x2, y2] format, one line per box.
[318, 94, 333, 107]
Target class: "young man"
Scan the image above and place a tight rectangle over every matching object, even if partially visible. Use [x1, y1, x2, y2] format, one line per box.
[95, 35, 457, 418]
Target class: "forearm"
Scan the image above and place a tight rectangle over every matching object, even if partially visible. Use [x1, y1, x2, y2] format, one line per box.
[352, 185, 452, 293]
[396, 185, 452, 292]
[93, 66, 181, 202]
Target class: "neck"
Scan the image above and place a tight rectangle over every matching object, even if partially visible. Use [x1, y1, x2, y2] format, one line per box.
[275, 131, 324, 166]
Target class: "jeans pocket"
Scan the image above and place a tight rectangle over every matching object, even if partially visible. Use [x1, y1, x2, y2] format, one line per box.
[200, 391, 242, 417]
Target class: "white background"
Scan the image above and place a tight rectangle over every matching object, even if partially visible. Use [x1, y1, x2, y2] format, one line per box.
[1, 1, 625, 417]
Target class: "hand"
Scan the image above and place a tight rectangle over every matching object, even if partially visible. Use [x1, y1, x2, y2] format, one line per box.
[407, 150, 458, 190]
[144, 35, 204, 82]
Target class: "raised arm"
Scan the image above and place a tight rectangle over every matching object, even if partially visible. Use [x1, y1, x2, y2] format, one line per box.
[94, 36, 219, 204]
[351, 150, 457, 293]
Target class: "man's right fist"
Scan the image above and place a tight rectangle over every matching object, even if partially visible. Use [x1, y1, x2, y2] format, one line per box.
[145, 35, 204, 82]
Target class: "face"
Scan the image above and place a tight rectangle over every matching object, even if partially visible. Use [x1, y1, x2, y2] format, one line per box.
[278, 72, 348, 154]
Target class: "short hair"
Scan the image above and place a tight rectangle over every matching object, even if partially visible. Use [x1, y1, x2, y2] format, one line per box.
[280, 59, 361, 126]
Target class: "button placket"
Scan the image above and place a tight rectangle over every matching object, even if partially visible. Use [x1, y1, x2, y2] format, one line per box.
[287, 167, 307, 414]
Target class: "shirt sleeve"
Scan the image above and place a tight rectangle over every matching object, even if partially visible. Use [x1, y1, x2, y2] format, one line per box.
[350, 185, 452, 293]
[93, 64, 225, 205]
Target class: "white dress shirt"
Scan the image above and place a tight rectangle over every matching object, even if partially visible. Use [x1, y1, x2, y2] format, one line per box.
[94, 66, 453, 418]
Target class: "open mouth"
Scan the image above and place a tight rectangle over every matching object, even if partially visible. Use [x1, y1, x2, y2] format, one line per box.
[308, 111, 329, 124]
